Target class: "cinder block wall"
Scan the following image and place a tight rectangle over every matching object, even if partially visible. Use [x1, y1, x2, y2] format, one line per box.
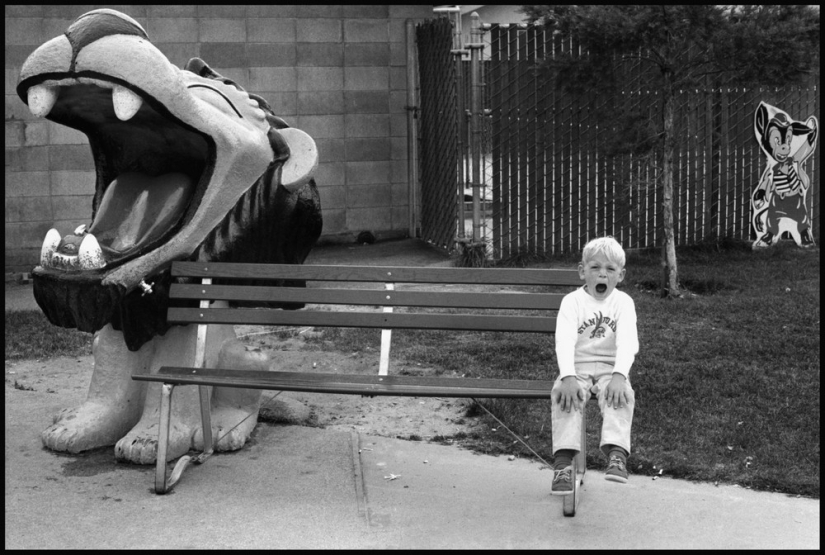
[5, 5, 433, 273]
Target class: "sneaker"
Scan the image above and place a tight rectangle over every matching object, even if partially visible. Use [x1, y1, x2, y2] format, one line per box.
[605, 455, 628, 483]
[551, 465, 574, 495]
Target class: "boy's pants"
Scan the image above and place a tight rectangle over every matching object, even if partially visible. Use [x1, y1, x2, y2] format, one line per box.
[551, 362, 635, 458]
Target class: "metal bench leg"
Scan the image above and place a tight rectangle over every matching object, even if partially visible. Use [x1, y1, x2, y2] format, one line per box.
[563, 397, 589, 517]
[154, 384, 214, 494]
[155, 383, 174, 493]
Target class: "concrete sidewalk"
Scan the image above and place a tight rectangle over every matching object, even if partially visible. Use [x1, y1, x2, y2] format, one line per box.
[5, 239, 820, 549]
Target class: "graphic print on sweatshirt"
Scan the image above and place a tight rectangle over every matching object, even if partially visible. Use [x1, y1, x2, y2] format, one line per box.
[578, 310, 618, 339]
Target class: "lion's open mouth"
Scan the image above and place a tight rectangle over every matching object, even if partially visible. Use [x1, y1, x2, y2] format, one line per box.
[26, 76, 212, 272]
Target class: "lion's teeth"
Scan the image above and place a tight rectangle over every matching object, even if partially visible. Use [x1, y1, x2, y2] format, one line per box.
[78, 233, 106, 270]
[27, 85, 59, 118]
[112, 85, 142, 121]
[40, 228, 61, 267]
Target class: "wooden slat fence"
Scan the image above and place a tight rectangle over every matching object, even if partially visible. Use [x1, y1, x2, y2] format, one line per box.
[482, 24, 820, 257]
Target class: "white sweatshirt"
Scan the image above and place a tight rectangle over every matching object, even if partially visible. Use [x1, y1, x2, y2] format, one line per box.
[554, 286, 639, 379]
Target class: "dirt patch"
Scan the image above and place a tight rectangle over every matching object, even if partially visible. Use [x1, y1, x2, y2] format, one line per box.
[238, 329, 485, 441]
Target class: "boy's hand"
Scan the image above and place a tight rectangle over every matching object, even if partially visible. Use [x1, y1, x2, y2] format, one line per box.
[553, 376, 584, 412]
[605, 373, 630, 409]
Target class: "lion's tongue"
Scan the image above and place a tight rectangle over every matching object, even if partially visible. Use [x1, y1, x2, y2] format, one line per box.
[88, 172, 193, 258]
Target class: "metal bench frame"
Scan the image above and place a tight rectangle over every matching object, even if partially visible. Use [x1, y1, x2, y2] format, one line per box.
[134, 261, 592, 515]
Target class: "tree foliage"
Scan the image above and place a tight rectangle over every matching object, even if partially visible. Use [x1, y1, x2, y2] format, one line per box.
[519, 5, 820, 296]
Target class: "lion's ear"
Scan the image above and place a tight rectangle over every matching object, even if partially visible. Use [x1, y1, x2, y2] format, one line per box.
[277, 128, 318, 191]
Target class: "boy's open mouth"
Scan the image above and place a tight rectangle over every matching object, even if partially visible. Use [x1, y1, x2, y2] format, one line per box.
[596, 284, 607, 293]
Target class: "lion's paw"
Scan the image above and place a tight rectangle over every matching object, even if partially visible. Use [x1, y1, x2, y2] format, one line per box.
[114, 418, 197, 464]
[192, 404, 259, 452]
[41, 401, 141, 453]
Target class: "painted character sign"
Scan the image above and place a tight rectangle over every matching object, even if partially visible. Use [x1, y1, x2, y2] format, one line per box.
[751, 102, 818, 249]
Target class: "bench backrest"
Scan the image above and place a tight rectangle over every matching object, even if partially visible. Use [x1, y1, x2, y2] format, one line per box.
[167, 261, 581, 334]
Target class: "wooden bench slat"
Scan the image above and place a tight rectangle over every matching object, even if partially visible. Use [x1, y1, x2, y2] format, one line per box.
[134, 367, 557, 399]
[170, 284, 564, 310]
[167, 307, 555, 333]
[171, 261, 581, 286]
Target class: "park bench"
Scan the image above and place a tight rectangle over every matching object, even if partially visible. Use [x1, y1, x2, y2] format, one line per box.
[133, 260, 592, 516]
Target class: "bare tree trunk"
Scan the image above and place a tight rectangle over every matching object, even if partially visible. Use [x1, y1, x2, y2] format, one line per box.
[661, 72, 681, 297]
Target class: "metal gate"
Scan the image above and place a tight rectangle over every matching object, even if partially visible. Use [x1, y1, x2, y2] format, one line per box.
[415, 18, 458, 250]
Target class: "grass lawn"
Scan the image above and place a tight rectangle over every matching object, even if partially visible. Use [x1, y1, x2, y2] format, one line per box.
[5, 241, 819, 497]
[309, 241, 820, 498]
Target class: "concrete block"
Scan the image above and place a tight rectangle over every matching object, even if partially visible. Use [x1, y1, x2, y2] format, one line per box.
[249, 67, 297, 92]
[345, 161, 390, 185]
[48, 145, 93, 171]
[320, 208, 346, 234]
[296, 115, 345, 139]
[5, 45, 37, 70]
[156, 43, 201, 70]
[315, 139, 346, 163]
[390, 67, 407, 90]
[344, 43, 390, 67]
[297, 43, 344, 67]
[147, 5, 197, 18]
[5, 146, 49, 172]
[344, 91, 389, 114]
[390, 160, 407, 184]
[248, 43, 296, 68]
[48, 121, 87, 145]
[50, 170, 95, 196]
[389, 6, 437, 19]
[43, 18, 74, 40]
[200, 43, 247, 68]
[390, 113, 407, 137]
[391, 137, 408, 161]
[296, 6, 343, 19]
[297, 67, 344, 92]
[248, 18, 296, 43]
[6, 121, 24, 148]
[23, 121, 49, 146]
[5, 6, 42, 17]
[296, 19, 341, 43]
[390, 42, 407, 66]
[14, 220, 57, 249]
[344, 19, 388, 43]
[145, 18, 198, 43]
[199, 18, 246, 43]
[347, 184, 391, 208]
[314, 162, 345, 188]
[5, 170, 50, 197]
[389, 90, 407, 113]
[317, 184, 346, 209]
[344, 6, 389, 19]
[262, 92, 297, 117]
[298, 91, 344, 115]
[51, 195, 93, 220]
[392, 206, 410, 230]
[347, 206, 391, 230]
[6, 195, 52, 223]
[198, 6, 245, 18]
[247, 6, 297, 18]
[389, 19, 408, 43]
[4, 17, 44, 46]
[345, 114, 389, 138]
[391, 182, 409, 204]
[345, 138, 390, 162]
[344, 67, 388, 91]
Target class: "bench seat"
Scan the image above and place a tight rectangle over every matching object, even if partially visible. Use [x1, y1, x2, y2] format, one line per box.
[136, 366, 558, 399]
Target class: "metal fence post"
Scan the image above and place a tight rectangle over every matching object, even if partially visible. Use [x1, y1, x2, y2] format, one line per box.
[468, 13, 484, 244]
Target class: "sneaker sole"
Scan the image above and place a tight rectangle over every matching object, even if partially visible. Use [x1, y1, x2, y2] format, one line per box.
[550, 489, 574, 496]
[604, 474, 628, 484]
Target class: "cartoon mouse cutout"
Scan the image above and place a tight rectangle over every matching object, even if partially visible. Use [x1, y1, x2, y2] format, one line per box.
[751, 102, 818, 249]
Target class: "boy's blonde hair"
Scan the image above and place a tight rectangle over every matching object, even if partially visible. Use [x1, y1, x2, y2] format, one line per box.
[581, 236, 626, 268]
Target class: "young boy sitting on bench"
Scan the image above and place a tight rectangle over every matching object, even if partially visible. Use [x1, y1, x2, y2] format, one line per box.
[550, 236, 639, 494]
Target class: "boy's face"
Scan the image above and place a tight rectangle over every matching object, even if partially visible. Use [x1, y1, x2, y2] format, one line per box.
[578, 252, 625, 300]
